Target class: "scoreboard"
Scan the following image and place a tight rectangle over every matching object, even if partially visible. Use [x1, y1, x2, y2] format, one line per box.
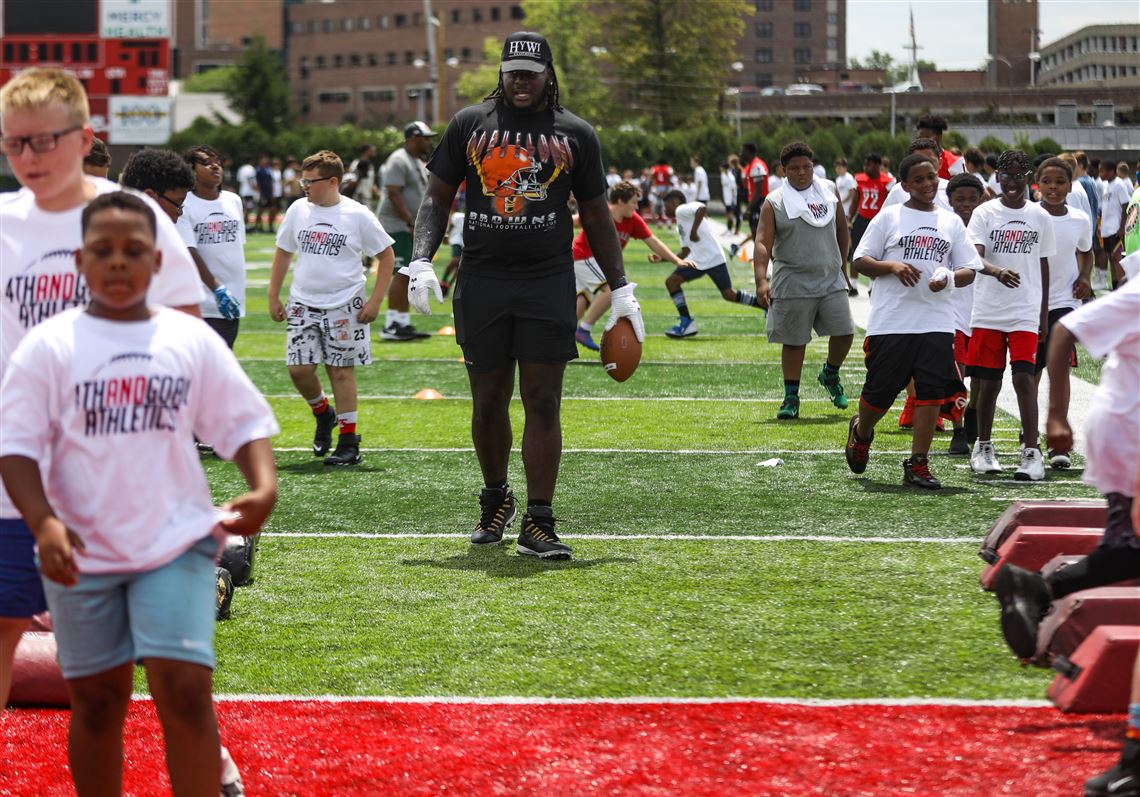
[0, 0, 171, 144]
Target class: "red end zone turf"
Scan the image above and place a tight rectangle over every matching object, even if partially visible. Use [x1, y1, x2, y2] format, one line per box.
[0, 699, 1124, 796]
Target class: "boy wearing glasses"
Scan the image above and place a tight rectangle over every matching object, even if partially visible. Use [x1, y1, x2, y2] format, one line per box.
[268, 150, 395, 466]
[966, 149, 1056, 480]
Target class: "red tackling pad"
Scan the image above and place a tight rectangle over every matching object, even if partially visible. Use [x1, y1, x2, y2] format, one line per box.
[980, 526, 1105, 590]
[979, 500, 1107, 566]
[1035, 588, 1140, 664]
[8, 632, 69, 708]
[1048, 625, 1140, 713]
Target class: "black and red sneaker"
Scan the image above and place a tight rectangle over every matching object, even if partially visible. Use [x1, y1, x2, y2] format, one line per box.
[902, 454, 941, 490]
[845, 415, 873, 474]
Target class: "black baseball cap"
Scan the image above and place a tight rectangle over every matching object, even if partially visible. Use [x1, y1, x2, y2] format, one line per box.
[501, 32, 552, 73]
[404, 121, 437, 139]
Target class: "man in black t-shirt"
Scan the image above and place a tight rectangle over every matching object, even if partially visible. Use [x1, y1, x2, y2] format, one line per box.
[404, 31, 644, 560]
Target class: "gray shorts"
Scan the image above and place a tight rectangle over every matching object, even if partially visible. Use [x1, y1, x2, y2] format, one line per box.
[766, 291, 856, 345]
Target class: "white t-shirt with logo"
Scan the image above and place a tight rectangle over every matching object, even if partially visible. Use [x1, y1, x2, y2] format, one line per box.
[1060, 278, 1140, 496]
[177, 191, 248, 319]
[675, 201, 727, 270]
[236, 164, 257, 199]
[0, 307, 279, 573]
[987, 172, 1001, 195]
[0, 180, 205, 518]
[1043, 206, 1092, 312]
[854, 204, 981, 335]
[692, 165, 710, 202]
[968, 200, 1057, 333]
[276, 196, 394, 309]
[1101, 177, 1133, 237]
[882, 178, 953, 212]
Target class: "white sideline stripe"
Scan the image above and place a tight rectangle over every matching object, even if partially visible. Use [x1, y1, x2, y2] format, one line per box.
[265, 394, 845, 403]
[990, 496, 1095, 501]
[239, 357, 798, 366]
[198, 694, 1052, 708]
[268, 531, 972, 543]
[272, 446, 946, 455]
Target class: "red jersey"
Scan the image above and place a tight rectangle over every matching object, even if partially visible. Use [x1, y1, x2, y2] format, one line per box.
[572, 211, 652, 261]
[745, 156, 769, 203]
[853, 172, 893, 220]
[651, 164, 674, 187]
[938, 149, 962, 180]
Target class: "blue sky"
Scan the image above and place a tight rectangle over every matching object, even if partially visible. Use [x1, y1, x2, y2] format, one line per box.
[847, 0, 1139, 70]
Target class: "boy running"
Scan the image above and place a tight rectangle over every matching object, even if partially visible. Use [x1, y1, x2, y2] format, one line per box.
[268, 150, 395, 466]
[1035, 157, 1093, 469]
[662, 189, 763, 338]
[966, 149, 1056, 481]
[0, 191, 278, 796]
[845, 154, 981, 488]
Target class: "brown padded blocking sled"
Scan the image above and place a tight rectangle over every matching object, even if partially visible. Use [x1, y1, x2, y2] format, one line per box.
[1048, 625, 1140, 713]
[980, 526, 1106, 590]
[979, 500, 1107, 566]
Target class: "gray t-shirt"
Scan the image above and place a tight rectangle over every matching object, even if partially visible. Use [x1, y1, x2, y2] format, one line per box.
[377, 147, 428, 235]
[767, 187, 846, 299]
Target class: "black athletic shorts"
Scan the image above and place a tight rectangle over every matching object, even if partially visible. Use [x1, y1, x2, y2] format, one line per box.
[205, 317, 240, 349]
[452, 269, 578, 372]
[1034, 306, 1078, 374]
[670, 262, 733, 292]
[748, 203, 763, 236]
[849, 215, 871, 260]
[860, 332, 963, 413]
[1103, 233, 1122, 256]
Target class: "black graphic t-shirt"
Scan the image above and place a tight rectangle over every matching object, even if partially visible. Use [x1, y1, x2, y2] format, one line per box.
[428, 99, 606, 277]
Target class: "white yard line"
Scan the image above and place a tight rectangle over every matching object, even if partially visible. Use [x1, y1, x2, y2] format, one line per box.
[268, 531, 973, 543]
[270, 446, 955, 455]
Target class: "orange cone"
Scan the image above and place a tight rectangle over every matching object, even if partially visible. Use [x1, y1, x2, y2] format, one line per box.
[437, 326, 456, 336]
[413, 388, 444, 400]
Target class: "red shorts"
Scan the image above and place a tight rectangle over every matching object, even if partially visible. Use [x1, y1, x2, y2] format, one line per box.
[967, 328, 1038, 371]
[954, 331, 971, 366]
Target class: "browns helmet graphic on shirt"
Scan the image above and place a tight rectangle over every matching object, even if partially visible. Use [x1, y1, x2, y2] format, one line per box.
[467, 130, 573, 216]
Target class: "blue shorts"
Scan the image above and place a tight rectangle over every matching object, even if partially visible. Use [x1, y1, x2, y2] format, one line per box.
[42, 537, 219, 679]
[670, 262, 733, 292]
[0, 517, 47, 617]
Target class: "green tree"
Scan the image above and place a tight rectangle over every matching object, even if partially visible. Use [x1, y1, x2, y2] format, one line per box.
[597, 0, 749, 132]
[181, 66, 237, 94]
[455, 37, 502, 106]
[850, 50, 896, 71]
[520, 0, 614, 125]
[977, 135, 1009, 155]
[224, 36, 293, 134]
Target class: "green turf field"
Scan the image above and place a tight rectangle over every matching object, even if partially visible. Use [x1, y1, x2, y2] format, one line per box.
[196, 228, 1103, 701]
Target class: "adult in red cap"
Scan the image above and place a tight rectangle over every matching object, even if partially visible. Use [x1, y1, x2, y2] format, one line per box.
[402, 31, 643, 560]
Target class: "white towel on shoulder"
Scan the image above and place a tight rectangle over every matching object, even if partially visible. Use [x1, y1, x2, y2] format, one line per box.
[781, 177, 837, 228]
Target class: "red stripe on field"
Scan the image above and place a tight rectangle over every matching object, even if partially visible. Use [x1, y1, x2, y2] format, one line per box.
[0, 700, 1123, 796]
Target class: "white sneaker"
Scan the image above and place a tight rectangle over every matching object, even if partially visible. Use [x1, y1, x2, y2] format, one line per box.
[220, 746, 245, 796]
[971, 440, 1003, 474]
[1015, 447, 1046, 481]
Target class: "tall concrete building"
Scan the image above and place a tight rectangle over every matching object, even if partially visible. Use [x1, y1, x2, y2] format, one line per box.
[736, 0, 846, 89]
[1036, 24, 1140, 88]
[987, 0, 1038, 89]
[172, 0, 285, 78]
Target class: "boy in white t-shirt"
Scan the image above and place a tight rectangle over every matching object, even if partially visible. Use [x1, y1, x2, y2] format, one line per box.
[1034, 157, 1093, 469]
[966, 149, 1056, 481]
[845, 154, 981, 489]
[0, 67, 204, 712]
[179, 145, 248, 348]
[0, 192, 278, 796]
[661, 190, 763, 338]
[268, 150, 395, 466]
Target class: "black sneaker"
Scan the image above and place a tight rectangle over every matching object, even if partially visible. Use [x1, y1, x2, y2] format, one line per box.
[313, 406, 337, 457]
[324, 434, 362, 466]
[471, 485, 517, 545]
[902, 455, 941, 489]
[381, 322, 417, 341]
[948, 428, 970, 455]
[516, 506, 571, 560]
[994, 563, 1052, 660]
[195, 438, 215, 456]
[1085, 739, 1140, 797]
[844, 415, 873, 474]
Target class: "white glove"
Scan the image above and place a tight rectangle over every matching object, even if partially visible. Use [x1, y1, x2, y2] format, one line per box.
[407, 257, 443, 315]
[930, 266, 955, 292]
[605, 282, 645, 342]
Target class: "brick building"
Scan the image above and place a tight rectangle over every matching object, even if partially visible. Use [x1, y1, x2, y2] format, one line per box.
[171, 0, 284, 78]
[987, 0, 1038, 89]
[737, 0, 846, 89]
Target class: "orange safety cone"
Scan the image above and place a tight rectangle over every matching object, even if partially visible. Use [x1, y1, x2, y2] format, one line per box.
[437, 326, 456, 336]
[413, 388, 445, 400]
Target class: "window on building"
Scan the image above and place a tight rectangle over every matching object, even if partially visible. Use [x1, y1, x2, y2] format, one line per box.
[349, 53, 361, 67]
[755, 73, 773, 87]
[511, 5, 525, 19]
[290, 21, 303, 35]
[461, 47, 473, 61]
[307, 20, 317, 33]
[318, 91, 351, 104]
[794, 0, 811, 10]
[360, 16, 371, 30]
[491, 7, 501, 20]
[368, 53, 378, 66]
[342, 18, 353, 32]
[756, 22, 772, 37]
[755, 0, 773, 10]
[827, 12, 838, 24]
[755, 48, 772, 64]
[395, 14, 407, 28]
[333, 54, 343, 68]
[827, 36, 838, 49]
[794, 48, 812, 64]
[378, 15, 389, 29]
[451, 9, 461, 23]
[362, 89, 396, 103]
[322, 19, 333, 33]
[387, 52, 397, 65]
[405, 51, 415, 65]
[315, 55, 326, 69]
[413, 12, 422, 25]
[473, 8, 483, 22]
[794, 22, 811, 38]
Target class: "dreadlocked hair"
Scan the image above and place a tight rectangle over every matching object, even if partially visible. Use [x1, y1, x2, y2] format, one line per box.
[484, 66, 562, 112]
[996, 149, 1031, 176]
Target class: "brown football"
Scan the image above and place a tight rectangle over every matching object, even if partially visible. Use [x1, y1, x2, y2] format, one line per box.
[600, 317, 642, 382]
